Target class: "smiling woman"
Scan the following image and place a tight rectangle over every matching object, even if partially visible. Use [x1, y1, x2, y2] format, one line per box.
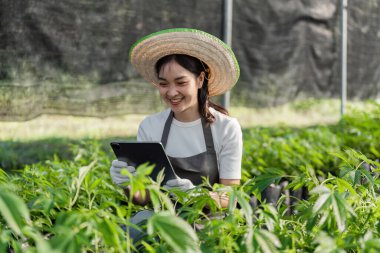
[143, 53, 242, 187]
[109, 28, 243, 243]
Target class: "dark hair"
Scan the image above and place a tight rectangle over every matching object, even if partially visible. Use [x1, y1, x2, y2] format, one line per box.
[155, 54, 228, 123]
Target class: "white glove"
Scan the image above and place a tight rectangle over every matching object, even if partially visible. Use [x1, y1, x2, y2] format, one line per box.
[164, 177, 195, 192]
[110, 159, 136, 186]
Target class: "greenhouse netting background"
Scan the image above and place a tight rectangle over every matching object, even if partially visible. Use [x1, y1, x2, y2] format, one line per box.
[0, 0, 379, 120]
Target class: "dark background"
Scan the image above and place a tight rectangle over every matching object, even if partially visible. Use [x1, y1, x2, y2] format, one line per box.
[1, 0, 379, 120]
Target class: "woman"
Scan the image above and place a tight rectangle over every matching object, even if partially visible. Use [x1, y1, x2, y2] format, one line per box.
[110, 28, 242, 240]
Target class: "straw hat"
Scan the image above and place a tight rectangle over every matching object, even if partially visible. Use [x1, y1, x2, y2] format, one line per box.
[129, 28, 240, 97]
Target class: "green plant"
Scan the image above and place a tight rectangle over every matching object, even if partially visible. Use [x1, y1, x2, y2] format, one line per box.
[0, 104, 379, 252]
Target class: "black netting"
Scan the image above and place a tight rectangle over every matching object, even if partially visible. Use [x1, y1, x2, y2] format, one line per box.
[0, 0, 379, 120]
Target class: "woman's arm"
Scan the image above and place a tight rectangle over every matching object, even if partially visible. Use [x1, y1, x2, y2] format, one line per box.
[209, 179, 240, 208]
[209, 118, 242, 208]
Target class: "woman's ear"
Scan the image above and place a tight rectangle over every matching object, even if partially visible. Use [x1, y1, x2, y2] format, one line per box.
[197, 72, 205, 89]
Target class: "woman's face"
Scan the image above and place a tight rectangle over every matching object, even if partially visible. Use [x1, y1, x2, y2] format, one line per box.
[157, 60, 204, 122]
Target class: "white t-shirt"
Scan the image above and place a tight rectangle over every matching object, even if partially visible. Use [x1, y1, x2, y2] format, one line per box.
[137, 107, 242, 179]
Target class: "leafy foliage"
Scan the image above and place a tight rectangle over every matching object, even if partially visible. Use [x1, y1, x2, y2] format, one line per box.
[0, 103, 379, 252]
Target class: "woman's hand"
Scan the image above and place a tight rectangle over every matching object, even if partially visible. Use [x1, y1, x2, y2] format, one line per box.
[210, 179, 240, 208]
[110, 160, 151, 205]
[163, 178, 240, 209]
[164, 178, 195, 191]
[109, 160, 136, 187]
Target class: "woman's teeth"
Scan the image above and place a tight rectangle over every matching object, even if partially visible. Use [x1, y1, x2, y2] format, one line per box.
[170, 98, 182, 103]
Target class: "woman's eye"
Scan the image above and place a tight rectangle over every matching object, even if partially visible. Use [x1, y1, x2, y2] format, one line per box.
[159, 83, 168, 87]
[177, 82, 187, 86]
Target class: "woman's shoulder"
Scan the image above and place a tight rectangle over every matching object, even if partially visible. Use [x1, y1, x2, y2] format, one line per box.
[209, 107, 242, 152]
[210, 107, 240, 128]
[139, 108, 171, 129]
[210, 107, 242, 139]
[137, 109, 170, 141]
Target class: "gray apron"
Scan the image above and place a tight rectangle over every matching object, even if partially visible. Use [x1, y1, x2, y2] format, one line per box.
[161, 111, 219, 186]
[127, 112, 220, 243]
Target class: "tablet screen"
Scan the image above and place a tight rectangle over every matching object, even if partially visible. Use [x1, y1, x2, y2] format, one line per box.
[110, 141, 177, 185]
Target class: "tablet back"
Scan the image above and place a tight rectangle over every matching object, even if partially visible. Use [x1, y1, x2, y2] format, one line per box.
[110, 141, 177, 184]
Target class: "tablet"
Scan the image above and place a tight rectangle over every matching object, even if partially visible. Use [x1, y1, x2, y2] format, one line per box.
[110, 141, 177, 185]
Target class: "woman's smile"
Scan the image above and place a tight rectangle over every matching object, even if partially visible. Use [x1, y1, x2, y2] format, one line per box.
[168, 96, 184, 106]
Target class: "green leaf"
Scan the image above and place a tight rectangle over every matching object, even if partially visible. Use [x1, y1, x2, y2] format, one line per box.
[335, 178, 357, 196]
[313, 194, 331, 214]
[339, 165, 354, 178]
[98, 218, 124, 251]
[0, 169, 7, 185]
[286, 176, 305, 191]
[49, 228, 81, 253]
[149, 185, 175, 214]
[310, 185, 331, 195]
[89, 178, 103, 191]
[253, 229, 281, 253]
[0, 189, 31, 236]
[149, 187, 162, 212]
[331, 152, 353, 169]
[354, 170, 362, 185]
[333, 192, 356, 218]
[228, 190, 237, 213]
[365, 239, 380, 250]
[251, 174, 283, 201]
[141, 241, 157, 253]
[23, 226, 61, 253]
[314, 231, 342, 253]
[78, 160, 95, 185]
[331, 195, 344, 232]
[70, 159, 97, 208]
[370, 146, 380, 158]
[360, 168, 374, 186]
[350, 149, 379, 167]
[310, 186, 331, 214]
[148, 212, 200, 253]
[235, 191, 253, 226]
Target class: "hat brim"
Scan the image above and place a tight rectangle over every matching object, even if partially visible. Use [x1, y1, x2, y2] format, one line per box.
[129, 28, 240, 97]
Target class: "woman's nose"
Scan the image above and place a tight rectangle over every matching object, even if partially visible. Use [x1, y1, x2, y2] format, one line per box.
[166, 85, 178, 97]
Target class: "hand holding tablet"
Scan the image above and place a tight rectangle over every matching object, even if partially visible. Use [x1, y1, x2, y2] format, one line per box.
[110, 160, 136, 186]
[110, 141, 177, 185]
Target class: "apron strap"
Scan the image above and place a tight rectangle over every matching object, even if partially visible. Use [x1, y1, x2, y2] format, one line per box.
[201, 117, 216, 153]
[161, 111, 216, 153]
[161, 111, 174, 148]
